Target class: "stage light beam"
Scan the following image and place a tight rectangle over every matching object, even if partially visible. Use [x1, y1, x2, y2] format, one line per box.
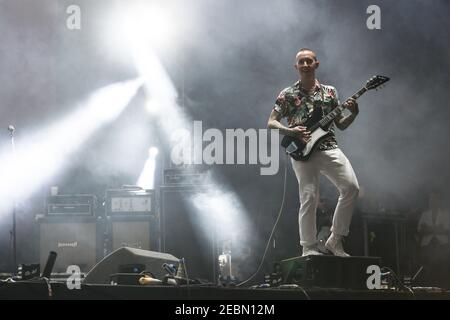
[146, 99, 160, 114]
[0, 78, 143, 218]
[136, 147, 159, 190]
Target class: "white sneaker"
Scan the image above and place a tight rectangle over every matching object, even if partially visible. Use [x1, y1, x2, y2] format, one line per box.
[302, 246, 324, 257]
[325, 234, 350, 257]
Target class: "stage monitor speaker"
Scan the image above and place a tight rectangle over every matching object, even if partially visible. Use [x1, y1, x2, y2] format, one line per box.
[38, 216, 97, 273]
[160, 185, 218, 283]
[280, 255, 382, 289]
[84, 247, 179, 284]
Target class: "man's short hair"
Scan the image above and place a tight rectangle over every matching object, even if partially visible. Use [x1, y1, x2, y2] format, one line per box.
[297, 48, 317, 61]
[299, 47, 314, 53]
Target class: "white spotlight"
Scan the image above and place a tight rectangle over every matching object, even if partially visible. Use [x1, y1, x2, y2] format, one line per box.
[149, 147, 159, 157]
[146, 99, 160, 114]
[136, 147, 159, 190]
[107, 1, 176, 56]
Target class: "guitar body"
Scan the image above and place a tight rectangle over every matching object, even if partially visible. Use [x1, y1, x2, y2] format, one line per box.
[281, 110, 332, 161]
[279, 75, 390, 161]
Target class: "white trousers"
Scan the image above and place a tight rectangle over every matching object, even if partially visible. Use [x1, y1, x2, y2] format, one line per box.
[291, 148, 359, 247]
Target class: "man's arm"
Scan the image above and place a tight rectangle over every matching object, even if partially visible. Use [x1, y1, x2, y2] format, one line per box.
[267, 109, 311, 142]
[267, 109, 292, 135]
[335, 98, 359, 130]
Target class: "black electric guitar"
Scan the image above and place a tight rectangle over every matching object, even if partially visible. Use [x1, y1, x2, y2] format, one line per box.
[281, 75, 390, 161]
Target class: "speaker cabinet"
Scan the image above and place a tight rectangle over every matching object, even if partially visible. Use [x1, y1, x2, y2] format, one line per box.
[84, 247, 179, 284]
[105, 215, 159, 255]
[160, 185, 218, 283]
[38, 216, 97, 273]
[362, 214, 408, 277]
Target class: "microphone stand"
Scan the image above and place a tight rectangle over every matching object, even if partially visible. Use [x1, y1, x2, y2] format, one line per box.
[8, 126, 17, 275]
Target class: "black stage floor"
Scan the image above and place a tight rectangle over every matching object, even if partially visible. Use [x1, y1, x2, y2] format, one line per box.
[1, 281, 450, 300]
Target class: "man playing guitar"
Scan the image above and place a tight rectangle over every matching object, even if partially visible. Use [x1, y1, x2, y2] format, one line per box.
[267, 48, 360, 257]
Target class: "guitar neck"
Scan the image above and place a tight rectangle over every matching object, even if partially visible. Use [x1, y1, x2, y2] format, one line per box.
[311, 86, 368, 131]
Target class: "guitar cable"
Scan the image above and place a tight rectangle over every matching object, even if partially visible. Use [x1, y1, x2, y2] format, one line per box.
[237, 154, 289, 287]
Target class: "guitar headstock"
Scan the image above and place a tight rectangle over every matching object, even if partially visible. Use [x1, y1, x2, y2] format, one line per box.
[366, 75, 390, 91]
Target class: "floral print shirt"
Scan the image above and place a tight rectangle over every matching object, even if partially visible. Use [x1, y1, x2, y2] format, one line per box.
[273, 79, 340, 151]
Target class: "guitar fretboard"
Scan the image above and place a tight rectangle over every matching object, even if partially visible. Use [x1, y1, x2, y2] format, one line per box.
[310, 87, 368, 131]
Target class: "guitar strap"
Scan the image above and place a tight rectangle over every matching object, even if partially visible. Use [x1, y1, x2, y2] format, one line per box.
[318, 84, 333, 132]
[319, 84, 326, 117]
[301, 82, 326, 122]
